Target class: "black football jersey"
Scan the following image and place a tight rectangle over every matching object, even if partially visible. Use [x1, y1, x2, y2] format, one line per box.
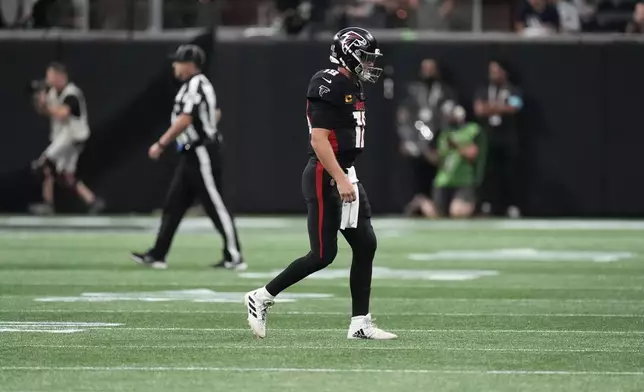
[306, 68, 366, 167]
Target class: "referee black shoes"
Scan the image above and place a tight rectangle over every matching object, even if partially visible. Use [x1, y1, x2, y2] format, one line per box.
[130, 252, 167, 270]
[212, 259, 248, 271]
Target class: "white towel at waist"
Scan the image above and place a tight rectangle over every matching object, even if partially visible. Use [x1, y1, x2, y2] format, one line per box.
[340, 167, 359, 230]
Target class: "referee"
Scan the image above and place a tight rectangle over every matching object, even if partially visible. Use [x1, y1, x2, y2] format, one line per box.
[130, 45, 246, 271]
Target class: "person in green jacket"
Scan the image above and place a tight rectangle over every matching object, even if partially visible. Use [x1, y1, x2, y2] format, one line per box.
[418, 105, 487, 218]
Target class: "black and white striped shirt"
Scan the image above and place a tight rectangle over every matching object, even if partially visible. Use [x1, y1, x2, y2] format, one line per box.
[173, 73, 218, 151]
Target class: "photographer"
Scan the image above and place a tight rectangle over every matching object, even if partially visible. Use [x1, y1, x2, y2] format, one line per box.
[397, 59, 456, 216]
[417, 105, 487, 218]
[31, 62, 104, 215]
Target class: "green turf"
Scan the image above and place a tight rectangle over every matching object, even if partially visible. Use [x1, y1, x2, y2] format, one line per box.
[0, 218, 643, 392]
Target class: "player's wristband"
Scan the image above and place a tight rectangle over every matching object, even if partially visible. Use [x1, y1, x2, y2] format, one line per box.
[156, 141, 166, 150]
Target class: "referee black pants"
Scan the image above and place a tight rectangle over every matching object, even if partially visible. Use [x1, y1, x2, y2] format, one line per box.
[266, 159, 377, 316]
[150, 143, 242, 263]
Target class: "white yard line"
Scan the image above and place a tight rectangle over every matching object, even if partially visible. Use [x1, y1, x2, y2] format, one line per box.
[0, 366, 642, 376]
[3, 309, 643, 318]
[1, 295, 642, 304]
[80, 327, 644, 335]
[374, 298, 644, 304]
[0, 322, 121, 326]
[4, 216, 644, 230]
[9, 344, 642, 354]
[2, 282, 644, 291]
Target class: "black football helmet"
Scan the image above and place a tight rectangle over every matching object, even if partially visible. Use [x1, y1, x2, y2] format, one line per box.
[330, 27, 383, 83]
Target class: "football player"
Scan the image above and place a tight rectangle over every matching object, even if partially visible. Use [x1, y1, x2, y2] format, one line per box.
[244, 27, 397, 340]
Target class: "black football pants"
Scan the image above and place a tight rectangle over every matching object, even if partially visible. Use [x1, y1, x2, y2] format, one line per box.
[149, 143, 242, 263]
[266, 160, 377, 316]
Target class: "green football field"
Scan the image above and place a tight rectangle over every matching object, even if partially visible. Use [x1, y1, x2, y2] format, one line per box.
[0, 217, 643, 392]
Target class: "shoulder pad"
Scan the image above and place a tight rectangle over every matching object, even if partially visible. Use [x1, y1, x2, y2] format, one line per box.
[307, 69, 346, 104]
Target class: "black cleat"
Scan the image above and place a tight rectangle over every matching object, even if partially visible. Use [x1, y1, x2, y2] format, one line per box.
[88, 198, 106, 215]
[130, 252, 167, 270]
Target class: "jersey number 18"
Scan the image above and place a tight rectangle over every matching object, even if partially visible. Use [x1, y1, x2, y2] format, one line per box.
[353, 111, 366, 148]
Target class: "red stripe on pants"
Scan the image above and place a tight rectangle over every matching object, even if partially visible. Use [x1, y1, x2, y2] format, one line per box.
[315, 161, 324, 258]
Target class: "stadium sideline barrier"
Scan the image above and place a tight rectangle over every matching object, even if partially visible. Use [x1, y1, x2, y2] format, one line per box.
[1, 32, 643, 217]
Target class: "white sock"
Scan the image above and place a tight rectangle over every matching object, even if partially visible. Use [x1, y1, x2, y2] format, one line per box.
[257, 286, 275, 301]
[350, 313, 370, 328]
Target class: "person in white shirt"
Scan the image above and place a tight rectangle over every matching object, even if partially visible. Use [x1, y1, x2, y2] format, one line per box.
[515, 0, 561, 36]
[553, 0, 582, 32]
[0, 0, 35, 27]
[32, 62, 104, 215]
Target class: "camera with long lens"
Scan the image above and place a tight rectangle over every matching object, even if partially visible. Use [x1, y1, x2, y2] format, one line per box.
[27, 79, 48, 94]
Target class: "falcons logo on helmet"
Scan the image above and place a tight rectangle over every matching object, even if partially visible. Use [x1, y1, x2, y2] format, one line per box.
[340, 31, 368, 55]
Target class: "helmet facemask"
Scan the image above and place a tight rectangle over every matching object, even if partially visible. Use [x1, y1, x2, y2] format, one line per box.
[352, 48, 383, 83]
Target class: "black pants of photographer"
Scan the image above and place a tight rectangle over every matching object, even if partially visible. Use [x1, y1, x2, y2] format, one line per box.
[480, 143, 520, 216]
[411, 156, 436, 197]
